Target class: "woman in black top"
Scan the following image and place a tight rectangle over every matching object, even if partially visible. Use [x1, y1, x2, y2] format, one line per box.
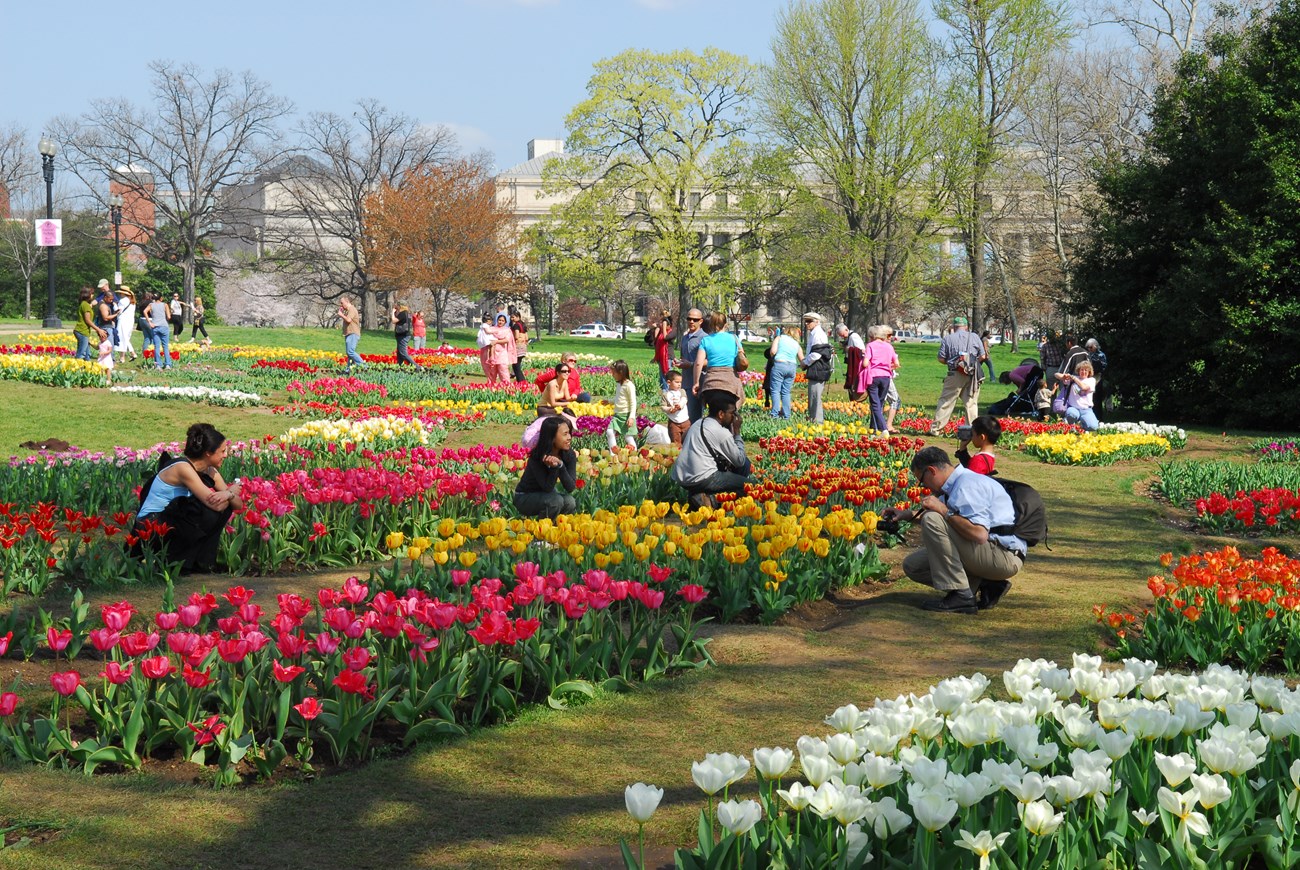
[391, 305, 415, 365]
[514, 415, 578, 519]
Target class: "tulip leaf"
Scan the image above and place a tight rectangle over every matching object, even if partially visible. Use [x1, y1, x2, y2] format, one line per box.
[547, 680, 596, 710]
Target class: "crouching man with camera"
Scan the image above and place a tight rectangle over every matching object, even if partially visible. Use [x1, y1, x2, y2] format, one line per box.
[880, 446, 1025, 615]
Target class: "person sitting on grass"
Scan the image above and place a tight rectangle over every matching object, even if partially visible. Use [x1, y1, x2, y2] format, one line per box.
[670, 390, 752, 510]
[514, 415, 578, 519]
[1062, 360, 1100, 431]
[880, 446, 1025, 614]
[131, 423, 244, 574]
[606, 359, 637, 450]
[956, 415, 1001, 476]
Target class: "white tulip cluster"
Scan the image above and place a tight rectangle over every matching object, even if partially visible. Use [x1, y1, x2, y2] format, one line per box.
[650, 654, 1300, 867]
[282, 415, 431, 447]
[110, 385, 262, 407]
[1098, 421, 1188, 448]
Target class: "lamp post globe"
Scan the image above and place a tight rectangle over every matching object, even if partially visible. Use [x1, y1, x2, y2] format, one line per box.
[38, 137, 61, 329]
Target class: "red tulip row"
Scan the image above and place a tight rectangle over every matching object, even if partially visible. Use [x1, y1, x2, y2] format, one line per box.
[1194, 488, 1300, 533]
[0, 565, 711, 783]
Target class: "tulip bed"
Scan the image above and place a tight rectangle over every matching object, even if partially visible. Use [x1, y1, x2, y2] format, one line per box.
[1159, 460, 1300, 535]
[108, 385, 263, 407]
[1021, 432, 1175, 466]
[1253, 439, 1300, 463]
[0, 566, 711, 784]
[1095, 546, 1300, 674]
[626, 655, 1300, 870]
[0, 351, 106, 388]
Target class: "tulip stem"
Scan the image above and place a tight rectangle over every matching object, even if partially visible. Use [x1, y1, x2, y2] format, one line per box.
[638, 822, 645, 870]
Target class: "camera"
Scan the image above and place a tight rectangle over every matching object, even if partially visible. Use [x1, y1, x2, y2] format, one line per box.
[956, 424, 973, 441]
[877, 518, 902, 536]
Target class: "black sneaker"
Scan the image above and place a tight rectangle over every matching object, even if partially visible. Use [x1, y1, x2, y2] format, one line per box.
[977, 580, 1012, 610]
[921, 591, 978, 614]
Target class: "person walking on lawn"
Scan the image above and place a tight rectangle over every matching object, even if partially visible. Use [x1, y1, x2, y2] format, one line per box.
[930, 316, 986, 434]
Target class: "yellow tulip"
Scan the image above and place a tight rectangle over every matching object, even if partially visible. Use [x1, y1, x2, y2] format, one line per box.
[437, 519, 456, 538]
[567, 543, 585, 561]
[407, 546, 423, 561]
[385, 532, 407, 550]
[432, 551, 449, 565]
[458, 551, 478, 568]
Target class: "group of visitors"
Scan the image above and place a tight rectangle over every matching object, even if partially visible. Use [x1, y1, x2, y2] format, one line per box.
[836, 322, 900, 433]
[74, 281, 213, 375]
[474, 307, 530, 381]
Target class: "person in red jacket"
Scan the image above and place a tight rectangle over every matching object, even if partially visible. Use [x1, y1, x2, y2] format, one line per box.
[534, 351, 592, 402]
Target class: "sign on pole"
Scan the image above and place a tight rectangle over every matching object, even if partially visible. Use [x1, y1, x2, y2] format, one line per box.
[114, 271, 122, 286]
[35, 219, 62, 247]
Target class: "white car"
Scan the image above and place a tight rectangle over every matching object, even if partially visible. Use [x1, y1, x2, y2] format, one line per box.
[735, 328, 765, 343]
[569, 323, 622, 339]
[894, 330, 922, 343]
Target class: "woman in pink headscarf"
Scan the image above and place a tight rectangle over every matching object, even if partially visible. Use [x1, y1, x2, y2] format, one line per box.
[489, 312, 515, 383]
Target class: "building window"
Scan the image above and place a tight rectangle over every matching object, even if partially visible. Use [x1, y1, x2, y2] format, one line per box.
[688, 192, 702, 211]
[635, 191, 649, 212]
[715, 192, 728, 211]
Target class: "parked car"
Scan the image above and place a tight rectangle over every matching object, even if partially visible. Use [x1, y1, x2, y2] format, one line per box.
[569, 323, 622, 339]
[735, 328, 765, 343]
[894, 330, 922, 343]
[920, 334, 942, 343]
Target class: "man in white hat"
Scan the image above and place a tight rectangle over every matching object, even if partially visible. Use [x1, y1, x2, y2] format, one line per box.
[800, 312, 832, 424]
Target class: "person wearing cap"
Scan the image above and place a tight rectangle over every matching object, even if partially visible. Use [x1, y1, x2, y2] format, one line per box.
[931, 315, 986, 435]
[114, 286, 138, 363]
[800, 312, 833, 424]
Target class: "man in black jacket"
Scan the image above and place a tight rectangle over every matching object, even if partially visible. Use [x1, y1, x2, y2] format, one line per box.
[801, 312, 833, 424]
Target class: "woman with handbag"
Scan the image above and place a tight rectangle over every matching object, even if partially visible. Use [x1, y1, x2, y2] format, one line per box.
[691, 311, 748, 408]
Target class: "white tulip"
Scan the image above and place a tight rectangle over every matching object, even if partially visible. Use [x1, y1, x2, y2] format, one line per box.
[856, 753, 903, 789]
[716, 799, 762, 836]
[1122, 658, 1158, 683]
[1155, 752, 1198, 787]
[1045, 774, 1088, 806]
[956, 829, 1010, 870]
[1007, 772, 1047, 804]
[824, 704, 867, 733]
[1132, 807, 1158, 826]
[691, 759, 731, 795]
[1096, 727, 1135, 760]
[904, 755, 949, 789]
[752, 747, 794, 780]
[861, 795, 912, 838]
[911, 792, 958, 832]
[844, 824, 872, 863]
[801, 753, 838, 787]
[1019, 799, 1064, 836]
[948, 772, 995, 808]
[777, 781, 814, 811]
[703, 752, 750, 786]
[1190, 772, 1231, 809]
[624, 782, 664, 823]
[1225, 702, 1259, 729]
[826, 732, 861, 765]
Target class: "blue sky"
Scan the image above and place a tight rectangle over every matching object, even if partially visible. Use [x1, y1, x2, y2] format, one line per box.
[1, 0, 791, 171]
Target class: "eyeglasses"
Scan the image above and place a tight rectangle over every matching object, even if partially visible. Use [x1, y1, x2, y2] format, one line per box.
[558, 368, 571, 374]
[687, 317, 701, 322]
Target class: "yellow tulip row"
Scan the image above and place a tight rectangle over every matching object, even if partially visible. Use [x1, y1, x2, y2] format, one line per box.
[0, 353, 106, 384]
[395, 399, 534, 416]
[1022, 431, 1172, 464]
[386, 499, 877, 587]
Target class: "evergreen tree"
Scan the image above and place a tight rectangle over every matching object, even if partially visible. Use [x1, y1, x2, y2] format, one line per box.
[1072, 1, 1300, 427]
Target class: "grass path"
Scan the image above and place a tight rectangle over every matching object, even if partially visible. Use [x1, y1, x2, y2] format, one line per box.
[2, 432, 1293, 870]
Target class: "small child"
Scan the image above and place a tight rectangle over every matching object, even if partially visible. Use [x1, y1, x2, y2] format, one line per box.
[956, 415, 1001, 475]
[97, 334, 116, 384]
[607, 359, 638, 450]
[661, 369, 690, 446]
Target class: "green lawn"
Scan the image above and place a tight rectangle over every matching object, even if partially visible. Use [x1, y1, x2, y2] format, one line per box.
[0, 329, 1286, 869]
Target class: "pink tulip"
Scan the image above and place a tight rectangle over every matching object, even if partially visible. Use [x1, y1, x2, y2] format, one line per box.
[50, 670, 82, 696]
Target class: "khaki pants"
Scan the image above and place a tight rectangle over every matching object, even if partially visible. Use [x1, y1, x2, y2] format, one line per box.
[902, 511, 1022, 594]
[931, 370, 980, 432]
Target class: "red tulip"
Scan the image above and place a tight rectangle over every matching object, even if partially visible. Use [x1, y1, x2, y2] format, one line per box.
[342, 646, 373, 671]
[101, 600, 136, 631]
[182, 665, 214, 689]
[0, 691, 22, 715]
[678, 585, 708, 604]
[101, 661, 134, 685]
[647, 565, 673, 584]
[294, 697, 322, 720]
[450, 569, 472, 587]
[177, 604, 203, 627]
[120, 630, 161, 657]
[217, 638, 251, 663]
[88, 628, 121, 652]
[224, 585, 254, 607]
[188, 714, 225, 746]
[50, 670, 82, 696]
[140, 655, 176, 680]
[46, 627, 73, 652]
[314, 632, 341, 655]
[155, 611, 181, 630]
[0, 631, 11, 656]
[332, 670, 372, 697]
[272, 661, 305, 682]
[341, 576, 369, 604]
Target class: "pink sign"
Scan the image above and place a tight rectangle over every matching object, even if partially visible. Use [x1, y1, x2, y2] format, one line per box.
[35, 219, 62, 247]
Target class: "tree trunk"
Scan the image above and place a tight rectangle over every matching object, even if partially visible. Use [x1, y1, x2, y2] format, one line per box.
[24, 278, 31, 320]
[183, 253, 196, 326]
[433, 290, 446, 343]
[360, 291, 378, 331]
[968, 182, 986, 332]
[989, 235, 1019, 354]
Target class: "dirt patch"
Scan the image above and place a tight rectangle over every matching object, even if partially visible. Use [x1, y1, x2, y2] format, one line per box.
[548, 844, 677, 869]
[0, 818, 62, 849]
[18, 438, 76, 452]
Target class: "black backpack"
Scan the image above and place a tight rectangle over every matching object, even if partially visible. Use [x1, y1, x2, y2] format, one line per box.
[644, 327, 655, 346]
[989, 478, 1049, 547]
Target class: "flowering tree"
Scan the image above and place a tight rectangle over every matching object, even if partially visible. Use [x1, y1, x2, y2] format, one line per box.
[363, 157, 521, 340]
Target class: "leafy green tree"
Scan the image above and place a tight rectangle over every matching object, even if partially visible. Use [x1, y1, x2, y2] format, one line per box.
[762, 0, 961, 330]
[1071, 2, 1300, 427]
[543, 48, 786, 328]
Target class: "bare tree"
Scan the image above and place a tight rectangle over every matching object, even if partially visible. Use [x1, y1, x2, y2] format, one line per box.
[0, 124, 32, 211]
[251, 101, 457, 329]
[53, 61, 291, 319]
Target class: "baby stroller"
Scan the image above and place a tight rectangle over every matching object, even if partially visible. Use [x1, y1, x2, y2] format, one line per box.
[988, 359, 1046, 419]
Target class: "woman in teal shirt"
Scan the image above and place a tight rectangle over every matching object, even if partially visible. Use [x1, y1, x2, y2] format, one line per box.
[768, 329, 804, 418]
[692, 311, 747, 406]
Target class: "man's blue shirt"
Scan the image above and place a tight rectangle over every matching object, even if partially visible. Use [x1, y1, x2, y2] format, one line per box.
[940, 464, 1027, 555]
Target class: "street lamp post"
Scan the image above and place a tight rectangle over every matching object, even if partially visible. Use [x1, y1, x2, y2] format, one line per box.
[109, 194, 124, 287]
[38, 137, 60, 329]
